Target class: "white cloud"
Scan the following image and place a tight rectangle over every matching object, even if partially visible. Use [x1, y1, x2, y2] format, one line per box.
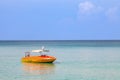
[78, 1, 102, 15]
[105, 7, 119, 21]
[78, 1, 120, 23]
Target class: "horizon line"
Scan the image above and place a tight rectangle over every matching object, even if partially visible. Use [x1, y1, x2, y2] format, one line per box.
[0, 40, 120, 41]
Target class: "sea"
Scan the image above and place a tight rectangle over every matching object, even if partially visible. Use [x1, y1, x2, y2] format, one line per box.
[0, 40, 120, 80]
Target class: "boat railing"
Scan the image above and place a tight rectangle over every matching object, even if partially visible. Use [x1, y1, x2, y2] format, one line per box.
[25, 52, 30, 57]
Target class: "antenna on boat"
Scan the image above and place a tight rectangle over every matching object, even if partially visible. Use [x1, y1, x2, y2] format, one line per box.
[42, 46, 45, 50]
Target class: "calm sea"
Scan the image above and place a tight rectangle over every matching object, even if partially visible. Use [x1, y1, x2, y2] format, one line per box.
[0, 40, 120, 80]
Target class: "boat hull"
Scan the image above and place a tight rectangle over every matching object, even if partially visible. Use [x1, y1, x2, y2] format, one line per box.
[21, 56, 56, 63]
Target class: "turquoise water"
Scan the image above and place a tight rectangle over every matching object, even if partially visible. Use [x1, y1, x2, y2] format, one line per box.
[0, 41, 120, 80]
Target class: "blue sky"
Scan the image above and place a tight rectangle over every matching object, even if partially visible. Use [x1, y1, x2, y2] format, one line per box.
[0, 0, 120, 40]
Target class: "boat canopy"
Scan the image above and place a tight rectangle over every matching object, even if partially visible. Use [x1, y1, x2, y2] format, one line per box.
[31, 49, 49, 53]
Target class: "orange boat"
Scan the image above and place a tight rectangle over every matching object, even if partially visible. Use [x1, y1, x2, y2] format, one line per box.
[21, 47, 56, 63]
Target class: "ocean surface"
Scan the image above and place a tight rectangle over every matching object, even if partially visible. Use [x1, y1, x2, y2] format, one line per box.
[0, 40, 120, 80]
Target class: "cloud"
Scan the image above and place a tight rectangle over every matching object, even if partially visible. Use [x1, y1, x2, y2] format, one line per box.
[78, 1, 120, 23]
[105, 7, 120, 21]
[78, 1, 102, 15]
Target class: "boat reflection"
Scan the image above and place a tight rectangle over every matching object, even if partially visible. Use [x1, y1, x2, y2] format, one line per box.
[22, 63, 55, 75]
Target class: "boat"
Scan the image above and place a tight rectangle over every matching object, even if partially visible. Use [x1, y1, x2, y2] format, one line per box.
[21, 47, 56, 63]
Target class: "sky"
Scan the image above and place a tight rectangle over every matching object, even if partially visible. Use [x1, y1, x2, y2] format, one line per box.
[0, 0, 120, 40]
